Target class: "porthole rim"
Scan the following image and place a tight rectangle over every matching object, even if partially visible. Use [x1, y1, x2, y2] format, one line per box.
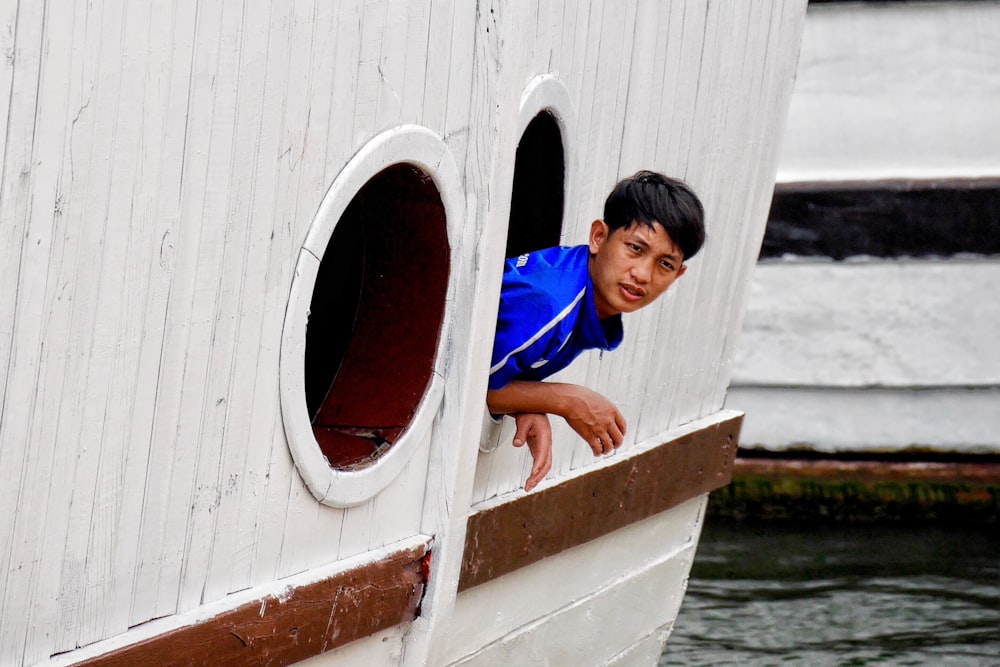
[517, 74, 576, 245]
[279, 125, 463, 508]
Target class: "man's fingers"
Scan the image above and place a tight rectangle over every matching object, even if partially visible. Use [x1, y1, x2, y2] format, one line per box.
[589, 430, 623, 456]
[609, 422, 625, 448]
[590, 436, 613, 456]
[525, 463, 545, 491]
[616, 411, 627, 436]
[525, 446, 551, 491]
[512, 421, 529, 448]
[516, 412, 552, 492]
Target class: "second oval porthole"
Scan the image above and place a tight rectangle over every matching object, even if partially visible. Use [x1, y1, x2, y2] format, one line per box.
[304, 163, 450, 470]
[506, 110, 566, 257]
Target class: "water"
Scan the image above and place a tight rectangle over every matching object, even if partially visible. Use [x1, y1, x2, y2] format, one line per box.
[660, 520, 1000, 666]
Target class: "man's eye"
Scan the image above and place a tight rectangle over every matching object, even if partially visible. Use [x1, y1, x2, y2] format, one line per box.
[628, 243, 642, 253]
[660, 260, 674, 271]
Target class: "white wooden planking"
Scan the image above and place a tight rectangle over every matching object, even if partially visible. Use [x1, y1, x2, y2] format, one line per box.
[708, 0, 808, 418]
[259, 0, 339, 591]
[377, 0, 408, 128]
[402, 2, 544, 662]
[76, 0, 162, 647]
[0, 1, 804, 664]
[470, 0, 806, 499]
[1, 1, 78, 661]
[57, 0, 140, 651]
[172, 0, 256, 618]
[126, 0, 199, 627]
[237, 0, 318, 596]
[452, 554, 697, 666]
[201, 0, 288, 604]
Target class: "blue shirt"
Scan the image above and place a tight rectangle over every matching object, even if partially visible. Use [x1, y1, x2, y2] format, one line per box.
[488, 245, 623, 390]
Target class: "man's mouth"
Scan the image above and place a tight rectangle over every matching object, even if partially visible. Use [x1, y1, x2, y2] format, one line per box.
[620, 283, 645, 301]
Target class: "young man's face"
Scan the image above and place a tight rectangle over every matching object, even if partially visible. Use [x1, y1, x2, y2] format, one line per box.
[588, 219, 687, 319]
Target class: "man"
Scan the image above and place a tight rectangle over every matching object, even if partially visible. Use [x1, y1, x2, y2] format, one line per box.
[486, 170, 706, 490]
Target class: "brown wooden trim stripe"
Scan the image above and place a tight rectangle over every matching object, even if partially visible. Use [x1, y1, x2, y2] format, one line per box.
[75, 542, 429, 667]
[458, 414, 742, 592]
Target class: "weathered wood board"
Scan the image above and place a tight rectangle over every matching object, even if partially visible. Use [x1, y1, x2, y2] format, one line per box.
[0, 1, 805, 665]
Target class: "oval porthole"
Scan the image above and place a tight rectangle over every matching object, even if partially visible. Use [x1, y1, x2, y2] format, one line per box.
[306, 163, 449, 468]
[281, 126, 462, 507]
[506, 110, 565, 257]
[505, 75, 575, 257]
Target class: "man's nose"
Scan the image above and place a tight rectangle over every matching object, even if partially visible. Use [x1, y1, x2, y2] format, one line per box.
[631, 260, 652, 284]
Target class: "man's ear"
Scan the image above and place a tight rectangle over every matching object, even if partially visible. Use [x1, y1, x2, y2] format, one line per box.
[677, 264, 687, 278]
[589, 219, 609, 254]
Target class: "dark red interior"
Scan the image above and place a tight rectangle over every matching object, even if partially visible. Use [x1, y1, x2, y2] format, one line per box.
[306, 164, 450, 469]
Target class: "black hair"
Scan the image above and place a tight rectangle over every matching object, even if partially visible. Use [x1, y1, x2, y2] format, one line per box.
[603, 170, 706, 260]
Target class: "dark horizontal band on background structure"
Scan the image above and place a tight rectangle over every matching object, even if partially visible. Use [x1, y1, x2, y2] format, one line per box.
[807, 0, 931, 4]
[761, 179, 1000, 260]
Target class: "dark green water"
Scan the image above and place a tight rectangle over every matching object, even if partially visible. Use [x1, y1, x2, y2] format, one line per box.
[660, 520, 999, 666]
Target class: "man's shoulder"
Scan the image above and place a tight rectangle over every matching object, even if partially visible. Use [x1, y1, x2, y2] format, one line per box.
[498, 245, 590, 326]
[505, 244, 589, 278]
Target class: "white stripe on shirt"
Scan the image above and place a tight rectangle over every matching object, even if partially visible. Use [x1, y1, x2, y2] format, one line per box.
[489, 287, 587, 377]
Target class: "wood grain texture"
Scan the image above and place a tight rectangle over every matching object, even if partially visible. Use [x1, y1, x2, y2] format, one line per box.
[467, 0, 807, 503]
[0, 0, 805, 663]
[72, 542, 428, 667]
[459, 413, 742, 591]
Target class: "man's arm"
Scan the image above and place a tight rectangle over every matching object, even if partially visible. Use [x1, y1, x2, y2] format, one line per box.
[486, 380, 627, 456]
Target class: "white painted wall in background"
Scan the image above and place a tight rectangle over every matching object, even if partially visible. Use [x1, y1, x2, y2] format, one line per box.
[730, 261, 1000, 453]
[733, 261, 1000, 389]
[776, 0, 1000, 183]
[728, 1, 1000, 455]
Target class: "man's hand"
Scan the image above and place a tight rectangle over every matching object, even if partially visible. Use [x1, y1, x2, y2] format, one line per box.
[560, 384, 626, 456]
[487, 381, 627, 460]
[512, 413, 552, 491]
